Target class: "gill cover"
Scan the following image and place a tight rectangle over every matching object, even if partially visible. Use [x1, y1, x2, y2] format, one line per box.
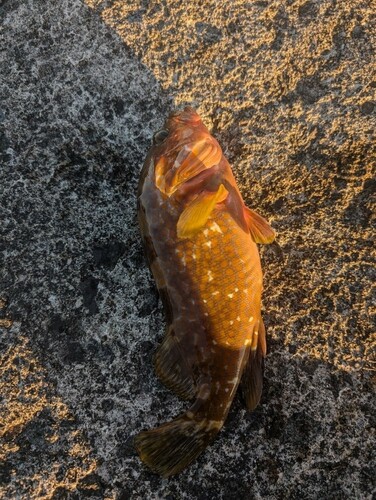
[155, 138, 222, 196]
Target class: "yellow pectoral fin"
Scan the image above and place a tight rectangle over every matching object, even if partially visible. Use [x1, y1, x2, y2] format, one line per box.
[244, 206, 276, 244]
[177, 184, 228, 239]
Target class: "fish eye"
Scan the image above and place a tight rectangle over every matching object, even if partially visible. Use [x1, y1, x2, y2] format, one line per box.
[153, 129, 169, 145]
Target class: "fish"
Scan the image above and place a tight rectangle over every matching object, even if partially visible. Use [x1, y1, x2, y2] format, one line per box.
[135, 107, 275, 477]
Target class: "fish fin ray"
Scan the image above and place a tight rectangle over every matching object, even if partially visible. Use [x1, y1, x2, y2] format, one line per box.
[244, 207, 275, 244]
[134, 411, 220, 477]
[154, 327, 197, 400]
[222, 180, 249, 233]
[241, 318, 266, 411]
[177, 184, 228, 239]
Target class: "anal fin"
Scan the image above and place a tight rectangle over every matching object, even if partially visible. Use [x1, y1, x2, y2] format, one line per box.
[154, 326, 197, 401]
[241, 318, 266, 411]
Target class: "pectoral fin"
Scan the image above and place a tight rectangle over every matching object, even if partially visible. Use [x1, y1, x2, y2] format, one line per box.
[244, 207, 275, 244]
[177, 184, 228, 239]
[224, 185, 249, 233]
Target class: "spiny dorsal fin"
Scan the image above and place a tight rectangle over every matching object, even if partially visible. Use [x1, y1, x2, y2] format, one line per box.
[177, 184, 228, 239]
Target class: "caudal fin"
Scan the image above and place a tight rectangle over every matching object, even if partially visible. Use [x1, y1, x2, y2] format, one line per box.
[134, 413, 221, 477]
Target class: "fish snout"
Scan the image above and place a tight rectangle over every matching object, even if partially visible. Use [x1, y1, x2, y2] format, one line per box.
[168, 106, 201, 125]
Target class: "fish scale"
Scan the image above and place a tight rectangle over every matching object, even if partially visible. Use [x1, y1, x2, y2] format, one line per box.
[177, 210, 262, 349]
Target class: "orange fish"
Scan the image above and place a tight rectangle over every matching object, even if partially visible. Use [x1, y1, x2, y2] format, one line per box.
[135, 107, 275, 477]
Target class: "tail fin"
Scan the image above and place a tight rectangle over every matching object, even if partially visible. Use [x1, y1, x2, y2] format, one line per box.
[134, 412, 221, 477]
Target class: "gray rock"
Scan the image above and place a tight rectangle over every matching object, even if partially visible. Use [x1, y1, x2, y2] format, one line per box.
[1, 0, 375, 498]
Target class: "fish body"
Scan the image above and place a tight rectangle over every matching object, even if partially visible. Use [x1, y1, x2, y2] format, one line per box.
[136, 107, 275, 477]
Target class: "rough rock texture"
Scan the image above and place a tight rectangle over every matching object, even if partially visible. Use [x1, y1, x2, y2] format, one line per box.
[1, 0, 375, 498]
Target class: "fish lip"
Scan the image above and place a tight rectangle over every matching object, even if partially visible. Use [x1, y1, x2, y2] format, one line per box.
[167, 106, 201, 124]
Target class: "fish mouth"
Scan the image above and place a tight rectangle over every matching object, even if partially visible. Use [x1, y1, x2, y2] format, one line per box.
[153, 107, 221, 196]
[167, 106, 201, 124]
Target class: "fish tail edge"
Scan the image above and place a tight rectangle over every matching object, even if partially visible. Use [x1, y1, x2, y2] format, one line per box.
[134, 412, 221, 477]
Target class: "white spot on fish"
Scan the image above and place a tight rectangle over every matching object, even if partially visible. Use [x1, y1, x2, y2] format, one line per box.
[244, 288, 248, 294]
[228, 293, 234, 298]
[254, 331, 259, 336]
[236, 316, 241, 321]
[248, 316, 254, 323]
[192, 253, 196, 260]
[204, 241, 212, 248]
[203, 229, 209, 237]
[197, 384, 211, 401]
[234, 287, 239, 292]
[229, 320, 233, 325]
[212, 291, 219, 296]
[203, 299, 207, 303]
[207, 270, 214, 282]
[210, 222, 223, 234]
[244, 339, 252, 346]
[207, 419, 223, 430]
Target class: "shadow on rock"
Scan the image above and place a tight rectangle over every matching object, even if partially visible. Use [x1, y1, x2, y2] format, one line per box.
[0, 0, 171, 497]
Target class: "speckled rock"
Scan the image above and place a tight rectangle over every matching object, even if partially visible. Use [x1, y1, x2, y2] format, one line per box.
[1, 0, 375, 498]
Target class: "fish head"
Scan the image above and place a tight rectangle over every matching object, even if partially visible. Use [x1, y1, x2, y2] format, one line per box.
[151, 107, 223, 196]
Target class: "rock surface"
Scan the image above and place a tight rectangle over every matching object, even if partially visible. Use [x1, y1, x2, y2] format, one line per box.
[1, 0, 375, 498]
